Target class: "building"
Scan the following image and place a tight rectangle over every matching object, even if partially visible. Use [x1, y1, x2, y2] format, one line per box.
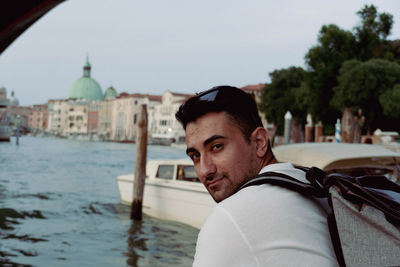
[110, 93, 161, 142]
[47, 99, 68, 136]
[51, 56, 105, 138]
[151, 90, 192, 143]
[98, 99, 114, 140]
[97, 86, 118, 140]
[88, 101, 99, 136]
[7, 105, 31, 134]
[28, 104, 48, 132]
[64, 100, 89, 137]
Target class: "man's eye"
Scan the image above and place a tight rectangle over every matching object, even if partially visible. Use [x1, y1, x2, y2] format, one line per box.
[190, 153, 200, 161]
[212, 143, 222, 151]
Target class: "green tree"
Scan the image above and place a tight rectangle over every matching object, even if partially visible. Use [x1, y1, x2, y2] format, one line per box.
[380, 84, 400, 119]
[304, 24, 355, 131]
[303, 5, 395, 133]
[260, 67, 307, 135]
[332, 58, 400, 131]
[354, 4, 394, 60]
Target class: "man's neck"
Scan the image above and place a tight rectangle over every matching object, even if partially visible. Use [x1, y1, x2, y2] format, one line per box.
[260, 154, 278, 170]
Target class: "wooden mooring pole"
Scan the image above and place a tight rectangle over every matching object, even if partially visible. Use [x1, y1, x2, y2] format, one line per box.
[130, 104, 148, 220]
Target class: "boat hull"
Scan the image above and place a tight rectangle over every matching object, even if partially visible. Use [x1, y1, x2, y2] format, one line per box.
[117, 174, 215, 229]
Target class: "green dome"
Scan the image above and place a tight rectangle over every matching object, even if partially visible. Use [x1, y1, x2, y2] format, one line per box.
[67, 56, 104, 101]
[104, 86, 117, 100]
[68, 77, 103, 101]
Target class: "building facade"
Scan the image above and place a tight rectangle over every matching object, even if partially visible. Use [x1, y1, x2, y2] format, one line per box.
[28, 104, 48, 132]
[151, 90, 192, 143]
[110, 93, 161, 141]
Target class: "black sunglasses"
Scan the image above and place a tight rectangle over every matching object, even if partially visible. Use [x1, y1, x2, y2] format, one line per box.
[195, 86, 242, 102]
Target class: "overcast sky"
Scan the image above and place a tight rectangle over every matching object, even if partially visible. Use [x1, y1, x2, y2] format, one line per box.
[0, 0, 399, 106]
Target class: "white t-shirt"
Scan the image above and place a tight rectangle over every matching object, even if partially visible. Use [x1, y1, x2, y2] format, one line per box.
[193, 163, 338, 267]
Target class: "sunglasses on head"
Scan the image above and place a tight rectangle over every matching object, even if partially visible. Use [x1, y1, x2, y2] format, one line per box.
[195, 86, 241, 102]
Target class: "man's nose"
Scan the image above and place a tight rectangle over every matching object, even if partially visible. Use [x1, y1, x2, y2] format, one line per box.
[198, 155, 216, 181]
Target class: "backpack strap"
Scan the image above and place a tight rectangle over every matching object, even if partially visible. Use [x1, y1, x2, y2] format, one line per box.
[238, 170, 328, 198]
[237, 169, 345, 267]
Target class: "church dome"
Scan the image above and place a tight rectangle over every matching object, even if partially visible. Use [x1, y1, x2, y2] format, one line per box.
[104, 86, 117, 100]
[9, 90, 19, 106]
[67, 57, 103, 101]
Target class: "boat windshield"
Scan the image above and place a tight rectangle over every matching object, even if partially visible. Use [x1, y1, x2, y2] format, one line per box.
[156, 165, 174, 179]
[177, 165, 200, 182]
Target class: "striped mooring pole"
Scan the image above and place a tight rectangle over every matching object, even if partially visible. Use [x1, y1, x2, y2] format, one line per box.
[335, 119, 341, 143]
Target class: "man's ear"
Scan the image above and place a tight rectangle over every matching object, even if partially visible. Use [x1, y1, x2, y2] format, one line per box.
[251, 127, 269, 158]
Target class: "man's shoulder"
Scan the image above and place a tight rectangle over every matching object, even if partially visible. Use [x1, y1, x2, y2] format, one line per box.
[219, 164, 309, 209]
[214, 168, 326, 225]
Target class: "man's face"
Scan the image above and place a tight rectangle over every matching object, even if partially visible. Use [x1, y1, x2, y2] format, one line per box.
[185, 112, 259, 202]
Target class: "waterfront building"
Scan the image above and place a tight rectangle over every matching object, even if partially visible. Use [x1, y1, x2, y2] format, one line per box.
[151, 90, 192, 143]
[110, 93, 161, 142]
[3, 90, 29, 132]
[47, 99, 69, 136]
[64, 100, 89, 137]
[57, 56, 104, 139]
[7, 105, 31, 134]
[97, 86, 118, 140]
[0, 87, 11, 141]
[0, 87, 7, 104]
[28, 104, 48, 133]
[98, 98, 114, 140]
[88, 101, 99, 137]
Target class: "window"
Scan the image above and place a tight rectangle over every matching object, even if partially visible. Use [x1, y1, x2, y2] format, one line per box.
[156, 165, 174, 179]
[176, 165, 199, 182]
[134, 114, 137, 124]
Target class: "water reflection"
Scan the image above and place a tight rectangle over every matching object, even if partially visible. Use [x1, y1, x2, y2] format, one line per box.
[125, 216, 199, 267]
[126, 220, 146, 266]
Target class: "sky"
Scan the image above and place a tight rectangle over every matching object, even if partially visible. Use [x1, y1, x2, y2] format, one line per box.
[0, 0, 399, 106]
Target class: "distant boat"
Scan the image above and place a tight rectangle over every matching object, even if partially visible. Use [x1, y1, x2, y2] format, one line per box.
[116, 159, 215, 229]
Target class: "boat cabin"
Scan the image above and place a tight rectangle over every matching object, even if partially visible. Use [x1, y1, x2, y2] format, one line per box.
[146, 159, 200, 182]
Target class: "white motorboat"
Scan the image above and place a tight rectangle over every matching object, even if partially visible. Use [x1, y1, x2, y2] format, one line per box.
[117, 159, 215, 229]
[117, 143, 400, 229]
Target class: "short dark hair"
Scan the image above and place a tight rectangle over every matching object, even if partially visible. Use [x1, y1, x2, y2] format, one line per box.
[175, 85, 263, 141]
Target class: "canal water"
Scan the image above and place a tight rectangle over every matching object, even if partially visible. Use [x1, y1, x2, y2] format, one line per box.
[0, 136, 199, 267]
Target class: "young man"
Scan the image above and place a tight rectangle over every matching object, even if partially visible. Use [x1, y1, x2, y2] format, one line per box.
[175, 86, 338, 266]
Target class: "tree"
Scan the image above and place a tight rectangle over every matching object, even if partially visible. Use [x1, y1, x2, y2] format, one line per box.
[380, 84, 400, 119]
[354, 4, 394, 61]
[260, 67, 307, 135]
[303, 5, 395, 133]
[332, 58, 400, 131]
[304, 25, 356, 131]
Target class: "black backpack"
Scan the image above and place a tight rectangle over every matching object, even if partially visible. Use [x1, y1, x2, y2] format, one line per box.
[238, 167, 400, 267]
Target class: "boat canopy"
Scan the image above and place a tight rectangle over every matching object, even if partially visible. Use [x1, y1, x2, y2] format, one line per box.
[273, 143, 400, 172]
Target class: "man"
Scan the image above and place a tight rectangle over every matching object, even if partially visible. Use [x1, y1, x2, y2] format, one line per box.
[175, 86, 338, 266]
